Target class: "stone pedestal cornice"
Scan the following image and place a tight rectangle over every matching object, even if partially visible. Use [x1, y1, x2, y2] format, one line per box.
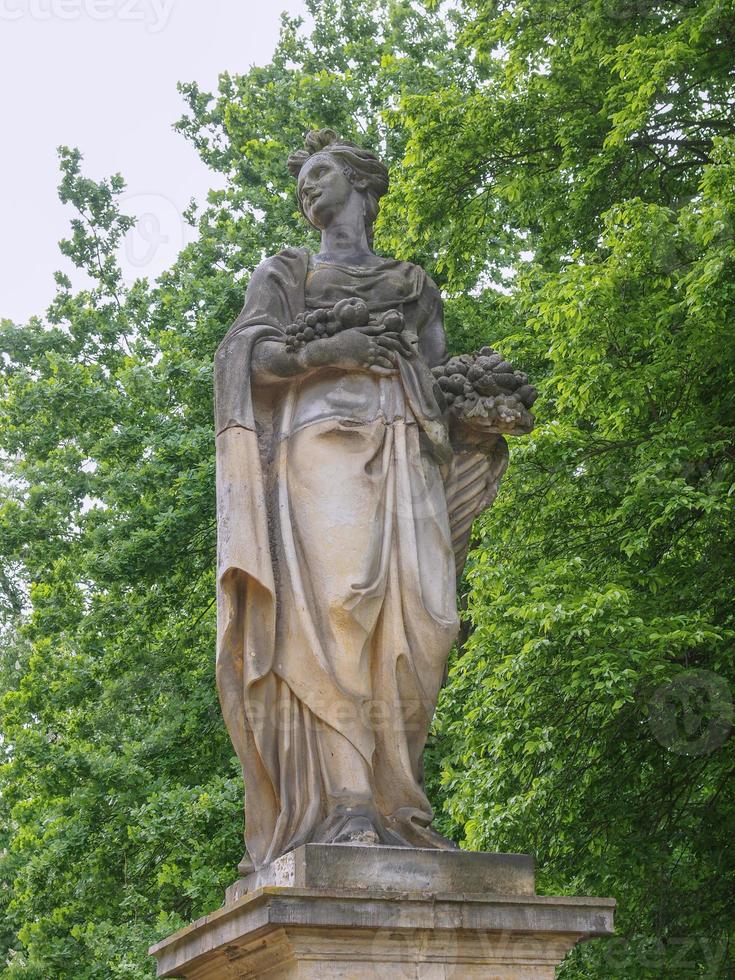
[149, 847, 615, 979]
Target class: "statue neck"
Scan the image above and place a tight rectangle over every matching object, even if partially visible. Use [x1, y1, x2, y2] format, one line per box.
[317, 196, 372, 263]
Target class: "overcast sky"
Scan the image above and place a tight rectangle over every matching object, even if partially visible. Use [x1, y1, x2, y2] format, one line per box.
[1, 0, 309, 323]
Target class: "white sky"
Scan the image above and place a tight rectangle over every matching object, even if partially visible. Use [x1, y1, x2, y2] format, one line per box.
[0, 0, 309, 323]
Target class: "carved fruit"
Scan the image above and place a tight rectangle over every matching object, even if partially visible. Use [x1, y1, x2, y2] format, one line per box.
[494, 361, 514, 374]
[492, 372, 519, 391]
[516, 384, 538, 406]
[381, 309, 405, 331]
[475, 377, 501, 397]
[333, 297, 370, 329]
[445, 357, 468, 376]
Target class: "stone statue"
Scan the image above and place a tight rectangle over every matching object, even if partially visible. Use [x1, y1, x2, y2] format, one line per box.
[213, 129, 536, 874]
[152, 130, 611, 980]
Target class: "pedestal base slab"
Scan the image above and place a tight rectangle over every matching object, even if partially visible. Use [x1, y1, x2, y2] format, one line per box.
[225, 844, 535, 905]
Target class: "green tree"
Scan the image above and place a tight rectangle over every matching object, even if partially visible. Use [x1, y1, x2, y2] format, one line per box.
[383, 0, 735, 975]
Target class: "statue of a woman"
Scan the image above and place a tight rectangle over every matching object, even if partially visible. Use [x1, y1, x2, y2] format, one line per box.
[214, 130, 533, 873]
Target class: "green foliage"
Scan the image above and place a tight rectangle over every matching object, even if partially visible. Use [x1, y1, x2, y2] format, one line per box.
[387, 1, 735, 975]
[1, 0, 734, 976]
[0, 145, 239, 978]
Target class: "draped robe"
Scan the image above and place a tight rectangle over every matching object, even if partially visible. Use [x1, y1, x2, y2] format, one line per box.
[214, 247, 461, 871]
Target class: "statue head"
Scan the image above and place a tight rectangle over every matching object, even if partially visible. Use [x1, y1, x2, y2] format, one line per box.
[287, 129, 389, 246]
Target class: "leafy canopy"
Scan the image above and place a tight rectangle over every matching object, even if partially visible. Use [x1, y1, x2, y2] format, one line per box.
[1, 1, 734, 977]
[386, 1, 735, 976]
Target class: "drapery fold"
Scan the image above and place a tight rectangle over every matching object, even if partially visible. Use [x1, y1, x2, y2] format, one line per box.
[214, 248, 460, 870]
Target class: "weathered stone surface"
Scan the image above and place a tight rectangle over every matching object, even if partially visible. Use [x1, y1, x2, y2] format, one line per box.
[224, 843, 535, 906]
[149, 883, 615, 979]
[150, 846, 614, 979]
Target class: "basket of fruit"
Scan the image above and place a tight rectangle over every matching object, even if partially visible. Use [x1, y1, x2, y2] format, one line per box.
[432, 346, 537, 437]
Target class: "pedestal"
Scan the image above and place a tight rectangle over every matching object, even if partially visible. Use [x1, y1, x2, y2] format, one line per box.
[149, 845, 614, 978]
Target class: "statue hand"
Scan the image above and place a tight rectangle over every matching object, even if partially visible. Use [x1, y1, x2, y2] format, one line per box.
[305, 327, 396, 375]
[366, 330, 417, 361]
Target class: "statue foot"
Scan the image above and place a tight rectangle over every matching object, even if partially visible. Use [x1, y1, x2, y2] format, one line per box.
[333, 815, 380, 845]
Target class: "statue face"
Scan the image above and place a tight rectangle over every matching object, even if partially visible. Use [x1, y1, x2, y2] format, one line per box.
[297, 153, 358, 229]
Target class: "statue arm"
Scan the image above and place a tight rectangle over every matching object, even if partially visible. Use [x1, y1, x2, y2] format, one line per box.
[233, 253, 428, 385]
[417, 276, 448, 368]
[250, 330, 397, 384]
[250, 340, 308, 383]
